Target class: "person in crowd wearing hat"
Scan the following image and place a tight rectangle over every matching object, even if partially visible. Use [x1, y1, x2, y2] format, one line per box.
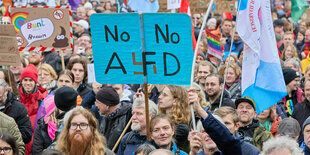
[196, 61, 215, 87]
[19, 64, 48, 130]
[95, 86, 132, 150]
[0, 79, 32, 147]
[204, 73, 235, 111]
[260, 136, 303, 155]
[277, 118, 300, 140]
[277, 68, 303, 118]
[235, 96, 272, 150]
[18, 64, 48, 154]
[73, 19, 89, 38]
[301, 29, 310, 59]
[55, 106, 109, 155]
[187, 89, 260, 155]
[117, 98, 157, 155]
[302, 116, 310, 154]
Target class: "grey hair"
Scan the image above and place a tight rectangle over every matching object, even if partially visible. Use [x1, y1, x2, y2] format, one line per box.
[132, 97, 158, 115]
[284, 58, 301, 69]
[0, 79, 8, 90]
[149, 149, 174, 155]
[259, 136, 303, 155]
[135, 144, 156, 155]
[207, 18, 217, 27]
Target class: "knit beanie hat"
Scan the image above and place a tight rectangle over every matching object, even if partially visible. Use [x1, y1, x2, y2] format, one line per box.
[96, 86, 119, 106]
[283, 68, 300, 85]
[303, 116, 310, 131]
[54, 86, 78, 112]
[21, 64, 38, 84]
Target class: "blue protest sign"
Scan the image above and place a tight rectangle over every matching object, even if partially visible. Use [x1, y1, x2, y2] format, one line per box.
[90, 13, 193, 85]
[143, 13, 193, 85]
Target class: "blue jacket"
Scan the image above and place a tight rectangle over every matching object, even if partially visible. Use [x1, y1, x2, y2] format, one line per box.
[201, 114, 260, 155]
[145, 141, 188, 155]
[117, 131, 146, 155]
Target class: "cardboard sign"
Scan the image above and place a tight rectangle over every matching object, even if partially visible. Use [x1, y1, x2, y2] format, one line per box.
[90, 13, 193, 85]
[0, 25, 21, 66]
[10, 6, 73, 51]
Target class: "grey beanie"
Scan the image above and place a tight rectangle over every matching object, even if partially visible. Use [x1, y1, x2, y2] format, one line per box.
[303, 116, 310, 131]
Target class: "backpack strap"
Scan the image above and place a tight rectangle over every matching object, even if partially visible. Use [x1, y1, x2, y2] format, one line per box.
[122, 131, 135, 151]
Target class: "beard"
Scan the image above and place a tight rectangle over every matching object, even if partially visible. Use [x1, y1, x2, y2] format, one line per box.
[131, 122, 144, 132]
[28, 58, 40, 66]
[68, 131, 92, 155]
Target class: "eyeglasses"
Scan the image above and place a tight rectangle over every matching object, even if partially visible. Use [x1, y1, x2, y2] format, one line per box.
[69, 123, 89, 130]
[0, 147, 12, 153]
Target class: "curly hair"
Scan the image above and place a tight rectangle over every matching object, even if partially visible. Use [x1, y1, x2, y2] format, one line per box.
[55, 107, 105, 155]
[158, 85, 191, 124]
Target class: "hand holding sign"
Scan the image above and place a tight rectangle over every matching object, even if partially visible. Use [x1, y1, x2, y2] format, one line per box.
[21, 18, 54, 47]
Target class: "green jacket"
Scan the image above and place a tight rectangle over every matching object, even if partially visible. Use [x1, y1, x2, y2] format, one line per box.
[0, 112, 25, 155]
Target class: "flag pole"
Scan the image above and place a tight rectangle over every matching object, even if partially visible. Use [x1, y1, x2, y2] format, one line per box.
[219, 0, 242, 108]
[190, 0, 215, 130]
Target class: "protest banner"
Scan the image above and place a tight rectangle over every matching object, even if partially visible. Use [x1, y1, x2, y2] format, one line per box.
[10, 6, 73, 52]
[90, 13, 193, 86]
[0, 24, 21, 66]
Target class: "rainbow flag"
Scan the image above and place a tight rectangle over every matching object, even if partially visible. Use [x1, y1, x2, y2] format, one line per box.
[206, 30, 222, 59]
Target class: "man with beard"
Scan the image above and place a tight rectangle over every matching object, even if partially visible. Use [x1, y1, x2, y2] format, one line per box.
[117, 97, 157, 155]
[77, 33, 92, 56]
[55, 107, 106, 155]
[196, 61, 215, 87]
[204, 73, 235, 111]
[236, 96, 272, 150]
[95, 86, 132, 149]
[27, 51, 41, 67]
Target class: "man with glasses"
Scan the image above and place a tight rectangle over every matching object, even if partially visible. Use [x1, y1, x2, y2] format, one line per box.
[55, 107, 113, 155]
[77, 33, 92, 55]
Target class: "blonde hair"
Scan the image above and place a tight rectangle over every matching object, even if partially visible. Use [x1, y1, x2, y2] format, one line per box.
[281, 44, 299, 61]
[218, 62, 242, 80]
[55, 107, 106, 155]
[38, 63, 58, 80]
[158, 85, 191, 124]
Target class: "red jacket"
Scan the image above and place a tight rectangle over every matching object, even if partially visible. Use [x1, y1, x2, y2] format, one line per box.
[19, 86, 48, 131]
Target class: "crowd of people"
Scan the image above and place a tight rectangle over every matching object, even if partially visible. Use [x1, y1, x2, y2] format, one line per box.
[2, 0, 310, 155]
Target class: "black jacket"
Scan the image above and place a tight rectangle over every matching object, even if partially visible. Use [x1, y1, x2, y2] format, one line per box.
[77, 82, 92, 99]
[205, 90, 235, 111]
[32, 117, 53, 155]
[292, 99, 310, 144]
[99, 102, 132, 150]
[1, 92, 32, 144]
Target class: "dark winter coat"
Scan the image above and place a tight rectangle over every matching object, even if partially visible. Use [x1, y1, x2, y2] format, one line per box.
[99, 102, 132, 150]
[116, 131, 146, 155]
[32, 117, 53, 154]
[77, 82, 92, 99]
[0, 92, 32, 144]
[205, 89, 235, 111]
